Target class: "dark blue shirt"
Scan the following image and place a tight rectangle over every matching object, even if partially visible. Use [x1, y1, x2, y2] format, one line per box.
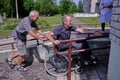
[52, 25, 77, 50]
[52, 25, 76, 40]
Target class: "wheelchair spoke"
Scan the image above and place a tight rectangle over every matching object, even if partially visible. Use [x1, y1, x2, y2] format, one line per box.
[44, 53, 68, 77]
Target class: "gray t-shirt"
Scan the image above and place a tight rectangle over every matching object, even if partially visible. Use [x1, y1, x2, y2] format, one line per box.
[12, 16, 39, 39]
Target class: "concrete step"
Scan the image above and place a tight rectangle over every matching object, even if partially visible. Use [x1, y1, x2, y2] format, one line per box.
[56, 71, 81, 80]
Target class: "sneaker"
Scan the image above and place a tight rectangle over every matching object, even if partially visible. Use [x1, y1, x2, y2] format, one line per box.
[15, 66, 27, 72]
[89, 58, 100, 65]
[75, 66, 83, 74]
[5, 58, 14, 69]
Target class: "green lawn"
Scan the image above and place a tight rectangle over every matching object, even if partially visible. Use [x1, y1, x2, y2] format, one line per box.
[78, 17, 100, 24]
[78, 17, 110, 28]
[38, 14, 62, 27]
[0, 30, 13, 36]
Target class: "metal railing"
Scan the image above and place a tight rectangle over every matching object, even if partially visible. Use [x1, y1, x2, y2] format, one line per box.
[53, 33, 110, 80]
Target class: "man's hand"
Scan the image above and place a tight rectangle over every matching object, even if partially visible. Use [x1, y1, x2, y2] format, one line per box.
[40, 36, 47, 41]
[54, 40, 60, 45]
[94, 30, 103, 36]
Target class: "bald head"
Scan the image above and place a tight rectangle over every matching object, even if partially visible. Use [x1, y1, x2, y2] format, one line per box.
[29, 10, 39, 21]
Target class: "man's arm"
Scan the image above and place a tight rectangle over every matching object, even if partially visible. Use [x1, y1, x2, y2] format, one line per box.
[37, 29, 46, 37]
[75, 27, 102, 35]
[103, 4, 113, 8]
[28, 30, 44, 40]
[46, 31, 60, 45]
[75, 28, 84, 33]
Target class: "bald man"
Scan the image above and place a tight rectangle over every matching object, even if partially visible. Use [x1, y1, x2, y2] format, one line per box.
[5, 10, 47, 71]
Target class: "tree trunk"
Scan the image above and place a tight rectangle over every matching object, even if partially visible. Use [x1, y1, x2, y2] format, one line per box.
[0, 15, 3, 23]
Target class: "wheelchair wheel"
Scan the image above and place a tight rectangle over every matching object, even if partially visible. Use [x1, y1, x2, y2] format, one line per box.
[44, 50, 68, 77]
[37, 45, 49, 63]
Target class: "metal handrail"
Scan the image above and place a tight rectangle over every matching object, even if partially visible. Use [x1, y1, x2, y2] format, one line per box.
[53, 33, 110, 80]
[0, 39, 38, 50]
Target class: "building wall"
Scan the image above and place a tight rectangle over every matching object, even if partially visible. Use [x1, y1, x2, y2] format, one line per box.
[90, 0, 98, 13]
[83, 0, 99, 13]
[83, 0, 91, 12]
[108, 0, 120, 80]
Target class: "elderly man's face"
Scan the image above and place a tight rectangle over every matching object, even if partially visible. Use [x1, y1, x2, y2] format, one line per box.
[32, 13, 39, 22]
[64, 16, 72, 27]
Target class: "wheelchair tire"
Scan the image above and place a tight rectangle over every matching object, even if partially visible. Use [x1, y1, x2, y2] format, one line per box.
[37, 45, 50, 63]
[44, 50, 68, 77]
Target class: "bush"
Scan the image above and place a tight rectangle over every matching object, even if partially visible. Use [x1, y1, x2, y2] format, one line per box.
[3, 23, 18, 30]
[37, 20, 50, 29]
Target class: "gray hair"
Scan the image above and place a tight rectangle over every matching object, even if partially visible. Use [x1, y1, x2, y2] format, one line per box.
[29, 10, 39, 17]
[62, 15, 71, 24]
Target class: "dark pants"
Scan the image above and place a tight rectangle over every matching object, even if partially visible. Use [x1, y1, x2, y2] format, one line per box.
[101, 23, 105, 31]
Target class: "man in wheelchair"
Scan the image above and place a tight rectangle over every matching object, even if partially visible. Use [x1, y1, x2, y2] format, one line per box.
[46, 15, 102, 73]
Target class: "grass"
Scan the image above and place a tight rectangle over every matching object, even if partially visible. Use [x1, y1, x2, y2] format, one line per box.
[78, 17, 100, 24]
[37, 14, 62, 27]
[78, 17, 110, 28]
[0, 30, 13, 36]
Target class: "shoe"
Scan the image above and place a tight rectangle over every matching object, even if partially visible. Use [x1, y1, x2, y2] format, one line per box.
[5, 58, 14, 69]
[15, 66, 27, 72]
[89, 57, 99, 65]
[75, 65, 83, 74]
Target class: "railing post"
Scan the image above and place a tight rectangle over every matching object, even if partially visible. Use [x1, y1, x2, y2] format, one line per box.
[11, 43, 15, 49]
[68, 40, 72, 80]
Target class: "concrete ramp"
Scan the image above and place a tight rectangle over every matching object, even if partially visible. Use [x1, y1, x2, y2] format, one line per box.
[57, 71, 81, 80]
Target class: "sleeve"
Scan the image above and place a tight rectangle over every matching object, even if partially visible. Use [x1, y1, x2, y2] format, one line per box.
[23, 18, 32, 32]
[52, 27, 61, 36]
[71, 26, 77, 31]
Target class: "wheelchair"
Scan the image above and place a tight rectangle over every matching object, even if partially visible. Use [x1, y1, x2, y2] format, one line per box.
[44, 47, 84, 77]
[36, 33, 110, 77]
[44, 40, 93, 77]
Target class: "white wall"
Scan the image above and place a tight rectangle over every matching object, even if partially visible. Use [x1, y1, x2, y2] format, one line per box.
[108, 41, 120, 80]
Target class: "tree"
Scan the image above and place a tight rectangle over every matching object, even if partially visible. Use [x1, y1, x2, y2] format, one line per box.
[23, 0, 58, 16]
[59, 0, 71, 15]
[23, 0, 34, 12]
[0, 0, 12, 18]
[78, 0, 83, 12]
[69, 1, 77, 14]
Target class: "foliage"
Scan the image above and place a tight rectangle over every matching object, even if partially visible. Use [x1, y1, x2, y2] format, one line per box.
[37, 20, 50, 29]
[78, 17, 100, 24]
[0, 30, 13, 36]
[69, 2, 77, 14]
[23, 0, 58, 16]
[0, 0, 12, 17]
[0, 0, 78, 17]
[59, 0, 71, 15]
[0, 23, 18, 30]
[23, 0, 34, 12]
[38, 14, 62, 27]
[78, 1, 83, 12]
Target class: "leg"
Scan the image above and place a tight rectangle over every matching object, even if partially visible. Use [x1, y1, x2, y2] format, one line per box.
[9, 51, 19, 61]
[17, 55, 25, 66]
[101, 23, 105, 31]
[81, 41, 99, 65]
